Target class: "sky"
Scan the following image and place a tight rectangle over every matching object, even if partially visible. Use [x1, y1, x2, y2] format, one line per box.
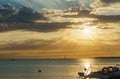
[0, 0, 93, 10]
[0, 0, 120, 59]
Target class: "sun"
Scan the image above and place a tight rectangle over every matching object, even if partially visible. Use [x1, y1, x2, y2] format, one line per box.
[81, 27, 97, 39]
[83, 28, 91, 34]
[66, 27, 97, 41]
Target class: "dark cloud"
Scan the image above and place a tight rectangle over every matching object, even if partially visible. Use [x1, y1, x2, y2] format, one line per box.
[63, 8, 120, 22]
[0, 4, 74, 33]
[100, 0, 120, 3]
[63, 9, 91, 18]
[62, 6, 120, 22]
[15, 7, 44, 22]
[0, 39, 55, 50]
[91, 0, 120, 15]
[0, 4, 45, 23]
[0, 3, 15, 16]
[97, 26, 114, 29]
[0, 22, 72, 32]
[91, 0, 120, 7]
[93, 15, 120, 22]
[26, 22, 72, 32]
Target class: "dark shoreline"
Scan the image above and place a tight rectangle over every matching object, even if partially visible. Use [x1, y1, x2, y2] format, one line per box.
[94, 57, 120, 59]
[0, 57, 120, 61]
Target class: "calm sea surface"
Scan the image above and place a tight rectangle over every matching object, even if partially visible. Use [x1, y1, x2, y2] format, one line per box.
[0, 59, 120, 79]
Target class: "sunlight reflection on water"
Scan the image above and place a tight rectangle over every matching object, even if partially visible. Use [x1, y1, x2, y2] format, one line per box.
[0, 59, 120, 79]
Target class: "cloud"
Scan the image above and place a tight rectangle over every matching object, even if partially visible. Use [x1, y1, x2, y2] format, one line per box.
[0, 30, 119, 59]
[16, 7, 44, 22]
[0, 4, 45, 22]
[91, 0, 120, 15]
[0, 38, 76, 51]
[0, 38, 120, 58]
[94, 15, 120, 22]
[62, 8, 120, 22]
[0, 3, 15, 16]
[97, 26, 114, 29]
[91, 0, 120, 8]
[0, 22, 72, 33]
[0, 39, 55, 50]
[99, 0, 120, 3]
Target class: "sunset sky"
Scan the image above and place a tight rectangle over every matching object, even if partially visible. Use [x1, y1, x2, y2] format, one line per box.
[0, 0, 120, 59]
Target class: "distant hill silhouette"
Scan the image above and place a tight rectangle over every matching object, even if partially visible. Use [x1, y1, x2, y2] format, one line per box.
[94, 57, 120, 59]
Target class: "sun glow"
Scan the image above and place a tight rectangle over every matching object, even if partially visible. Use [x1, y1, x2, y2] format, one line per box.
[67, 26, 97, 42]
[83, 28, 91, 34]
[81, 27, 97, 39]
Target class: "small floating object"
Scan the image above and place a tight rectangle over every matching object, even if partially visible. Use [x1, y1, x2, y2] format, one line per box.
[11, 59, 15, 61]
[38, 69, 41, 72]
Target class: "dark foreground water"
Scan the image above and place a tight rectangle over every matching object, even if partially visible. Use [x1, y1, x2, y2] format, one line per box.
[0, 59, 120, 79]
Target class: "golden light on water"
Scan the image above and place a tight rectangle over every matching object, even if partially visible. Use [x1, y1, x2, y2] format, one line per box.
[84, 63, 91, 70]
[84, 62, 92, 75]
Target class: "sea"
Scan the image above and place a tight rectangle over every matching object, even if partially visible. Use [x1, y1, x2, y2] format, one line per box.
[0, 59, 120, 79]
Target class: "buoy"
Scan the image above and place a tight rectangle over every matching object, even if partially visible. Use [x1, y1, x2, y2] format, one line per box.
[114, 67, 119, 72]
[102, 67, 108, 75]
[108, 66, 114, 73]
[38, 69, 41, 72]
[84, 68, 87, 71]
